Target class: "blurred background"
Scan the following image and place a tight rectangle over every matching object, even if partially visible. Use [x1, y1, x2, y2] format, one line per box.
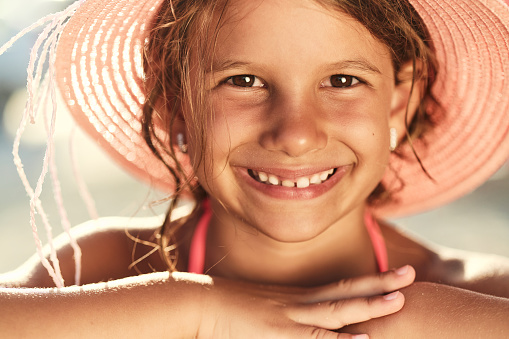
[0, 0, 508, 274]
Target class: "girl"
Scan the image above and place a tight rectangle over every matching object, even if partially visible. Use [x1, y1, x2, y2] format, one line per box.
[1, 0, 509, 337]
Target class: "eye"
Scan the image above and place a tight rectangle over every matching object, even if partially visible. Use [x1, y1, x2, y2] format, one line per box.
[322, 74, 360, 88]
[226, 74, 265, 88]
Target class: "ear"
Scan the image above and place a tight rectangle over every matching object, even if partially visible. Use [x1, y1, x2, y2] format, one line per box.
[170, 110, 189, 151]
[389, 60, 424, 144]
[153, 96, 188, 151]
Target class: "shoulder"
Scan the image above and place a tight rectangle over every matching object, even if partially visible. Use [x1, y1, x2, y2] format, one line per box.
[431, 245, 509, 297]
[0, 214, 167, 288]
[1, 203, 196, 288]
[381, 223, 509, 298]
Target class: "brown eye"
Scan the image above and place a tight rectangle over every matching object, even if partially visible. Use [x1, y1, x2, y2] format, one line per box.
[329, 75, 359, 88]
[228, 75, 253, 87]
[227, 75, 264, 87]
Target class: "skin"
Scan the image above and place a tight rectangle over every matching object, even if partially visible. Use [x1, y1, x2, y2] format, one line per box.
[1, 216, 413, 338]
[1, 0, 508, 337]
[2, 216, 507, 338]
[186, 0, 413, 286]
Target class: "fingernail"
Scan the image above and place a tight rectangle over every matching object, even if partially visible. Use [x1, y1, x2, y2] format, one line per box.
[395, 265, 408, 276]
[383, 291, 400, 301]
[352, 335, 369, 339]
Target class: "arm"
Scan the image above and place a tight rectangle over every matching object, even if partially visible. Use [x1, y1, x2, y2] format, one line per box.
[0, 267, 416, 338]
[343, 281, 509, 338]
[0, 272, 203, 338]
[1, 216, 414, 337]
[341, 244, 509, 338]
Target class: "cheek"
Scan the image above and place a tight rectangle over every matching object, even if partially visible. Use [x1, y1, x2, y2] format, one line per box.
[326, 96, 392, 190]
[189, 97, 254, 185]
[208, 95, 264, 153]
[327, 97, 391, 150]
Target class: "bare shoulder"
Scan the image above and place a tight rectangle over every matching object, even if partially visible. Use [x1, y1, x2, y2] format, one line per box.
[0, 214, 166, 288]
[431, 244, 509, 297]
[381, 223, 509, 298]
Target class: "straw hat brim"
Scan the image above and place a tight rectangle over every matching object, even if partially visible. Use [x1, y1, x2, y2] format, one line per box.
[55, 0, 509, 217]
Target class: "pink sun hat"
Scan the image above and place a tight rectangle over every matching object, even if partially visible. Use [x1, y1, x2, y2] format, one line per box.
[44, 0, 509, 217]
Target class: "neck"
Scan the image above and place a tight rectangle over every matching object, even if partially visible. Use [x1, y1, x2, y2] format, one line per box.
[204, 203, 379, 287]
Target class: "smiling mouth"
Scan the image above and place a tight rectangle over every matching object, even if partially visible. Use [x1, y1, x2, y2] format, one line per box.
[247, 168, 337, 188]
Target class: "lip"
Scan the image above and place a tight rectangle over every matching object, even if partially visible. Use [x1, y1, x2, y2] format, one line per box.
[234, 165, 352, 200]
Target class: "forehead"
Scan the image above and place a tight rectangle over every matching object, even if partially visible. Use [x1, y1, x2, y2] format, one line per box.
[210, 0, 393, 74]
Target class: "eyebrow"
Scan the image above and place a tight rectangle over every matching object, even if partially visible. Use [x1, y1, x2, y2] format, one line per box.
[327, 59, 382, 75]
[207, 58, 382, 75]
[207, 60, 251, 74]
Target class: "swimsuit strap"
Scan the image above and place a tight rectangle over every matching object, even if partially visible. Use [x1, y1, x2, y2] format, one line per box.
[364, 211, 389, 272]
[188, 201, 388, 274]
[187, 199, 212, 274]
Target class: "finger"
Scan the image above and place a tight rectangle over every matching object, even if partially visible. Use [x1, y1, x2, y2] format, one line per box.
[287, 290, 405, 330]
[305, 265, 415, 303]
[291, 325, 369, 339]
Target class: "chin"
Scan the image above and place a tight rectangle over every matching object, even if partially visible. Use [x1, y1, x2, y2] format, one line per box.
[248, 212, 338, 243]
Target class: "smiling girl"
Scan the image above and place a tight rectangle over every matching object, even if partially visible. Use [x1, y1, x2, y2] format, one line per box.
[1, 0, 508, 337]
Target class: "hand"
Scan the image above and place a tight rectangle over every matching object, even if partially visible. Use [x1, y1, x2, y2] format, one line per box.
[196, 265, 415, 338]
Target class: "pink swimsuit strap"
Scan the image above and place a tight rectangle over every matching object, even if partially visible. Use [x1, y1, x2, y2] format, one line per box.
[364, 211, 389, 272]
[188, 201, 388, 274]
[187, 199, 212, 274]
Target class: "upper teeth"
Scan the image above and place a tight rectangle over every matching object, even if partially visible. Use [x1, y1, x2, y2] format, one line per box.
[251, 169, 334, 187]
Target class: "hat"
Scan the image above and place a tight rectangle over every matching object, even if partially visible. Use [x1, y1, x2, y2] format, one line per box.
[51, 0, 509, 217]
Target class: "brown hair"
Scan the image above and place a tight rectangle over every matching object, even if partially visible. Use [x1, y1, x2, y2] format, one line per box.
[141, 0, 438, 271]
[141, 0, 223, 270]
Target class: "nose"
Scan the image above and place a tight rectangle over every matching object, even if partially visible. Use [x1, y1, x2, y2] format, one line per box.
[259, 95, 327, 157]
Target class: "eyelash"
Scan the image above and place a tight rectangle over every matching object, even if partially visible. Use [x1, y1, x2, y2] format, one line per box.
[221, 74, 364, 89]
[225, 75, 266, 88]
[321, 75, 363, 88]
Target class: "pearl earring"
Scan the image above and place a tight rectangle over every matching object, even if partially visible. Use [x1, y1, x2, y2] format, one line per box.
[389, 127, 398, 151]
[177, 133, 188, 153]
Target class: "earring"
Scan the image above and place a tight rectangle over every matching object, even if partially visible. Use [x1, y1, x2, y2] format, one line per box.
[177, 133, 188, 153]
[389, 127, 398, 151]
